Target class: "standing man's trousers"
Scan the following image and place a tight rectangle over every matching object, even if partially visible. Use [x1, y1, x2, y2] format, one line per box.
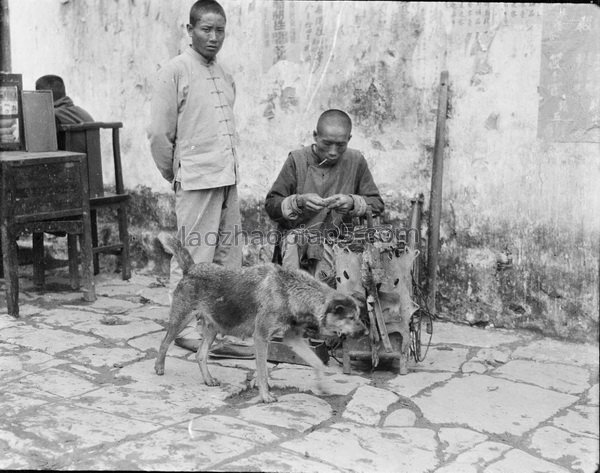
[169, 183, 243, 299]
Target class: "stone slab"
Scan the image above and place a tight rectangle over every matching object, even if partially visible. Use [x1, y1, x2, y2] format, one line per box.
[435, 463, 478, 473]
[0, 350, 62, 382]
[127, 332, 193, 359]
[586, 384, 599, 405]
[126, 305, 170, 322]
[238, 393, 332, 432]
[0, 313, 23, 329]
[492, 359, 591, 394]
[281, 423, 439, 473]
[69, 384, 203, 425]
[413, 346, 469, 372]
[220, 451, 345, 473]
[14, 403, 161, 451]
[529, 425, 599, 473]
[383, 408, 417, 427]
[189, 415, 279, 444]
[414, 375, 577, 435]
[4, 304, 41, 317]
[71, 318, 163, 341]
[462, 361, 488, 374]
[454, 441, 511, 464]
[342, 385, 399, 425]
[485, 448, 571, 473]
[210, 357, 259, 370]
[116, 358, 247, 405]
[386, 371, 453, 398]
[0, 341, 20, 353]
[127, 274, 166, 287]
[75, 423, 257, 471]
[0, 428, 65, 469]
[137, 287, 170, 307]
[438, 427, 488, 460]
[0, 325, 98, 354]
[83, 296, 142, 314]
[0, 453, 31, 470]
[552, 405, 599, 438]
[0, 388, 60, 417]
[35, 291, 87, 303]
[512, 339, 599, 367]
[36, 308, 105, 327]
[269, 366, 369, 396]
[95, 281, 151, 298]
[473, 347, 512, 365]
[432, 322, 523, 347]
[61, 345, 145, 368]
[11, 367, 101, 398]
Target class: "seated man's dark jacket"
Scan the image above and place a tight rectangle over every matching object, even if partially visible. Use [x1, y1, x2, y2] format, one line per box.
[265, 145, 384, 233]
[54, 96, 94, 152]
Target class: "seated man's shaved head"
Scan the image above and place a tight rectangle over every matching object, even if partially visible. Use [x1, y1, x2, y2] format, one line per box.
[312, 109, 353, 166]
[316, 109, 352, 135]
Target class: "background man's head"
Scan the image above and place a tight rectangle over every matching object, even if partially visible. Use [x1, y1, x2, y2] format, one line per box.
[313, 109, 353, 165]
[187, 0, 226, 61]
[35, 75, 66, 101]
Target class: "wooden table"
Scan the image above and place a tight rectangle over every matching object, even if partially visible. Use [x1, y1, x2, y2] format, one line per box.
[0, 150, 96, 316]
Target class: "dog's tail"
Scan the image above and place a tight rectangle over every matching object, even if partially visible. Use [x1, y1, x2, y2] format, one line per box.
[157, 232, 195, 275]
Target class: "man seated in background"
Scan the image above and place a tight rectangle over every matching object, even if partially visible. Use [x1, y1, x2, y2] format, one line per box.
[265, 109, 384, 284]
[35, 74, 94, 151]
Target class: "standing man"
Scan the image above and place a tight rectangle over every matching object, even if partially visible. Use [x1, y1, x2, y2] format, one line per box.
[148, 0, 242, 292]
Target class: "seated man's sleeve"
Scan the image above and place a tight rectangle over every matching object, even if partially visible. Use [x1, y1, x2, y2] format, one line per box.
[265, 154, 301, 225]
[351, 155, 385, 216]
[147, 63, 178, 183]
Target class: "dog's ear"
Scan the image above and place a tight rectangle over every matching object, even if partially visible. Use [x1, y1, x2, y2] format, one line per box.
[334, 304, 347, 315]
[328, 295, 355, 315]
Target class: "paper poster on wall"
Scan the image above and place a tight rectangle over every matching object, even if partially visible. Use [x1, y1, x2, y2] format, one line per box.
[537, 4, 600, 143]
[0, 73, 25, 151]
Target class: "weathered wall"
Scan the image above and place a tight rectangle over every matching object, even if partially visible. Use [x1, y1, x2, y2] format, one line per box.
[8, 1, 600, 342]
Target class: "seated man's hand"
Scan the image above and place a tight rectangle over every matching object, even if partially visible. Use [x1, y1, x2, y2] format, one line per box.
[297, 193, 328, 211]
[324, 194, 354, 213]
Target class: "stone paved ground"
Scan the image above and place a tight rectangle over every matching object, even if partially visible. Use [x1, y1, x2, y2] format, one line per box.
[0, 268, 598, 472]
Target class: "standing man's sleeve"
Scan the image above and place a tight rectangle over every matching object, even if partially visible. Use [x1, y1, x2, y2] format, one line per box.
[148, 64, 178, 183]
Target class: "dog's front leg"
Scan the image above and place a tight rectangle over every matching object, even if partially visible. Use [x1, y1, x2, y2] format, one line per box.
[283, 330, 327, 395]
[253, 330, 277, 403]
[196, 323, 219, 386]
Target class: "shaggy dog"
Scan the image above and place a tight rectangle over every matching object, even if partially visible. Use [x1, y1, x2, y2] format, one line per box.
[154, 233, 367, 402]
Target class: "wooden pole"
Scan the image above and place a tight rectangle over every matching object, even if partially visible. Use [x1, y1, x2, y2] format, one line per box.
[408, 193, 425, 287]
[0, 0, 11, 71]
[426, 71, 449, 315]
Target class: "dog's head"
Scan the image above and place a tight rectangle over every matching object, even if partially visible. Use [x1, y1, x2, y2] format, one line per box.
[320, 294, 368, 338]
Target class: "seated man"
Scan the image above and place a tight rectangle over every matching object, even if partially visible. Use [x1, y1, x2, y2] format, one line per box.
[265, 109, 384, 283]
[35, 74, 93, 151]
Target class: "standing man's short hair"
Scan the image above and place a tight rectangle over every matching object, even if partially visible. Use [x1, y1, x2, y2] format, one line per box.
[189, 0, 227, 25]
[35, 75, 66, 101]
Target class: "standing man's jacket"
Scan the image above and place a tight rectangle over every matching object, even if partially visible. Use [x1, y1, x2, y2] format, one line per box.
[148, 46, 239, 190]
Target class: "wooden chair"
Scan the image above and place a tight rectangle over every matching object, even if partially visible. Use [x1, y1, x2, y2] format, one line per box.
[58, 122, 131, 280]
